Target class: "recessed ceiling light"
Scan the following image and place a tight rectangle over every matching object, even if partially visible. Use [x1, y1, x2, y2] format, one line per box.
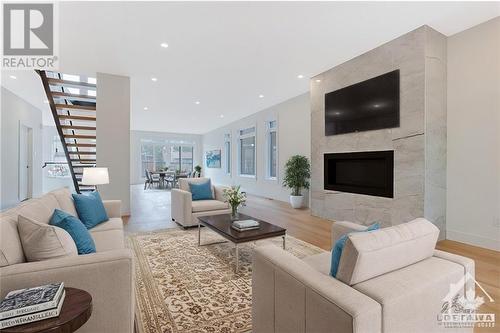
[219, 114, 224, 118]
[43, 100, 49, 104]
[143, 107, 149, 111]
[297, 74, 304, 79]
[160, 42, 169, 48]
[258, 94, 264, 98]
[151, 77, 158, 82]
[195, 101, 200, 105]
[9, 75, 16, 79]
[315, 79, 321, 83]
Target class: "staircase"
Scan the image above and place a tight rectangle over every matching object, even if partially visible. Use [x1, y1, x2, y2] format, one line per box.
[37, 70, 97, 193]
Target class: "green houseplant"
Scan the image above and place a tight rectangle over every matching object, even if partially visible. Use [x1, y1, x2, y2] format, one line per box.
[194, 165, 202, 177]
[283, 155, 311, 208]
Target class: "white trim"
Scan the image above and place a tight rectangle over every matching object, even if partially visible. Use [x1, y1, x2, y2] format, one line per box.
[446, 229, 500, 251]
[237, 124, 257, 178]
[224, 133, 232, 176]
[265, 119, 278, 181]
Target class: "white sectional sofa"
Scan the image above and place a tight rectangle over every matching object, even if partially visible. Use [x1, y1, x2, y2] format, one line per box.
[0, 188, 134, 333]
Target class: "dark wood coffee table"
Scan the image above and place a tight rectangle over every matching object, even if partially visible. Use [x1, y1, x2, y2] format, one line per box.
[1, 287, 92, 333]
[197, 213, 286, 272]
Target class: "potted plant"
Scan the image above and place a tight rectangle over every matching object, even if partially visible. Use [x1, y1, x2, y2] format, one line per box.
[283, 155, 311, 209]
[194, 165, 202, 177]
[222, 185, 247, 220]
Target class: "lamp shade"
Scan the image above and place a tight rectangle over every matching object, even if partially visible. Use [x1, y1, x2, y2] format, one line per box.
[81, 167, 109, 185]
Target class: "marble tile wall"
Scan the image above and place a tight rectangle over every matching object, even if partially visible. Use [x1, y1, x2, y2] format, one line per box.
[310, 26, 447, 237]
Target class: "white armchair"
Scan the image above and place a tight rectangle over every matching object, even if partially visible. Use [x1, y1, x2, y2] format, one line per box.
[171, 178, 231, 227]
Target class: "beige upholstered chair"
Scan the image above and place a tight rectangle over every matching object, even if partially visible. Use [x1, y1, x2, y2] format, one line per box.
[0, 188, 134, 333]
[171, 177, 231, 227]
[252, 219, 475, 333]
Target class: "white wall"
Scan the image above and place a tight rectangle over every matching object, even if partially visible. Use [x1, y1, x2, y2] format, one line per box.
[1, 87, 43, 210]
[96, 73, 131, 215]
[130, 130, 203, 184]
[203, 93, 310, 204]
[446, 17, 500, 251]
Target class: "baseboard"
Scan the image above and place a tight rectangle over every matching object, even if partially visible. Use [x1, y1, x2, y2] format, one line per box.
[446, 229, 500, 251]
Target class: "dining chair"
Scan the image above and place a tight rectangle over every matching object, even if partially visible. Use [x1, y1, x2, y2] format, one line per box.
[150, 171, 161, 188]
[144, 170, 151, 189]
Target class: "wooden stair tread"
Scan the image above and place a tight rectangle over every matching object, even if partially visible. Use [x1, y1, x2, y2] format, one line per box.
[61, 125, 96, 131]
[58, 115, 96, 121]
[66, 143, 96, 147]
[51, 91, 96, 100]
[68, 151, 96, 155]
[55, 104, 96, 111]
[64, 135, 96, 139]
[47, 78, 96, 89]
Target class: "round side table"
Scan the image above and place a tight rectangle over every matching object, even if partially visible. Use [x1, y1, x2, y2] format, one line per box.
[1, 288, 92, 333]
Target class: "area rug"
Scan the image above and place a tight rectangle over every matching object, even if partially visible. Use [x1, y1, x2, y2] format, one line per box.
[128, 227, 323, 333]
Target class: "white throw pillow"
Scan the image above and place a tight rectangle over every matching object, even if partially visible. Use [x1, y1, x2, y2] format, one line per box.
[17, 215, 78, 262]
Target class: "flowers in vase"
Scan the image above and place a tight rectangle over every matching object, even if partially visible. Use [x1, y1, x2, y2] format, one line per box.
[222, 185, 247, 214]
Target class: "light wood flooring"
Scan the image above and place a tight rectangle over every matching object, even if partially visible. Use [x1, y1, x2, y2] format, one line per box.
[125, 185, 500, 331]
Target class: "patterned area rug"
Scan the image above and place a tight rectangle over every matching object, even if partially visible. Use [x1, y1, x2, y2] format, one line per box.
[128, 227, 323, 333]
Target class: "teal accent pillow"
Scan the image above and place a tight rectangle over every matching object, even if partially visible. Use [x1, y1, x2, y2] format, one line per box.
[330, 223, 380, 278]
[72, 191, 108, 229]
[189, 180, 213, 201]
[49, 209, 96, 255]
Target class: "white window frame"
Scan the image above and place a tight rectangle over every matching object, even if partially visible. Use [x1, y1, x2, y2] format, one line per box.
[224, 133, 232, 176]
[265, 120, 278, 181]
[237, 125, 257, 178]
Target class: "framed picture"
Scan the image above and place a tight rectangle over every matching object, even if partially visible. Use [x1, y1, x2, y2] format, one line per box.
[206, 150, 222, 168]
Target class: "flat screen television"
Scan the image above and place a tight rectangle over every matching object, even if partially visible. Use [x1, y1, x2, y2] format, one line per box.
[325, 69, 400, 136]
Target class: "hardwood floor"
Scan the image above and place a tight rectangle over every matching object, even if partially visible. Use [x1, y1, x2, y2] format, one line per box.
[126, 186, 500, 331]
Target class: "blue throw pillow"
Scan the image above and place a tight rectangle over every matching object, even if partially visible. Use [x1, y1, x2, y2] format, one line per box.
[189, 180, 213, 201]
[330, 222, 380, 278]
[49, 209, 96, 255]
[72, 191, 108, 229]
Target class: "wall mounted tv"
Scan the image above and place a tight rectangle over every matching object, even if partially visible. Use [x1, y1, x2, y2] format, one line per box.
[325, 69, 400, 136]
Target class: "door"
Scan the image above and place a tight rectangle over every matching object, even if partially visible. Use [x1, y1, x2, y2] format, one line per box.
[19, 124, 33, 201]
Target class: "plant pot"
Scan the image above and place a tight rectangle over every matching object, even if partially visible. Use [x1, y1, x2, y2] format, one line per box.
[289, 195, 304, 209]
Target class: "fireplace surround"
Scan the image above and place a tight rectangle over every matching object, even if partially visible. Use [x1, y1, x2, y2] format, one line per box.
[324, 151, 394, 198]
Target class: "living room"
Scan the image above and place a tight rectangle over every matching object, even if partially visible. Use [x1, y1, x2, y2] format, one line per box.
[1, 2, 499, 333]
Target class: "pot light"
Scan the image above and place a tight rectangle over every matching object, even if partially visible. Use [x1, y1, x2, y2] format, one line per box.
[9, 75, 16, 79]
[195, 101, 200, 105]
[315, 79, 321, 83]
[151, 77, 158, 82]
[43, 100, 49, 104]
[143, 107, 149, 111]
[297, 74, 304, 79]
[160, 42, 169, 48]
[258, 94, 264, 98]
[219, 114, 224, 118]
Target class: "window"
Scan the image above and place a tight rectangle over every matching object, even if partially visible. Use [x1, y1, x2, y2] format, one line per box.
[224, 133, 231, 175]
[140, 140, 194, 176]
[47, 136, 70, 178]
[266, 120, 278, 179]
[238, 126, 256, 177]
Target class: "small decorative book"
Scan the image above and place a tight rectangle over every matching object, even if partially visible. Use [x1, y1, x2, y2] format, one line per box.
[0, 282, 64, 321]
[0, 291, 65, 329]
[232, 219, 260, 231]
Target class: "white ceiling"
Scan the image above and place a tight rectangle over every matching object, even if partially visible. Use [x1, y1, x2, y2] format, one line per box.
[2, 2, 499, 134]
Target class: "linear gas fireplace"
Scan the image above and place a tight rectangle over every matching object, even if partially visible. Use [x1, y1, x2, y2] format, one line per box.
[324, 151, 394, 198]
